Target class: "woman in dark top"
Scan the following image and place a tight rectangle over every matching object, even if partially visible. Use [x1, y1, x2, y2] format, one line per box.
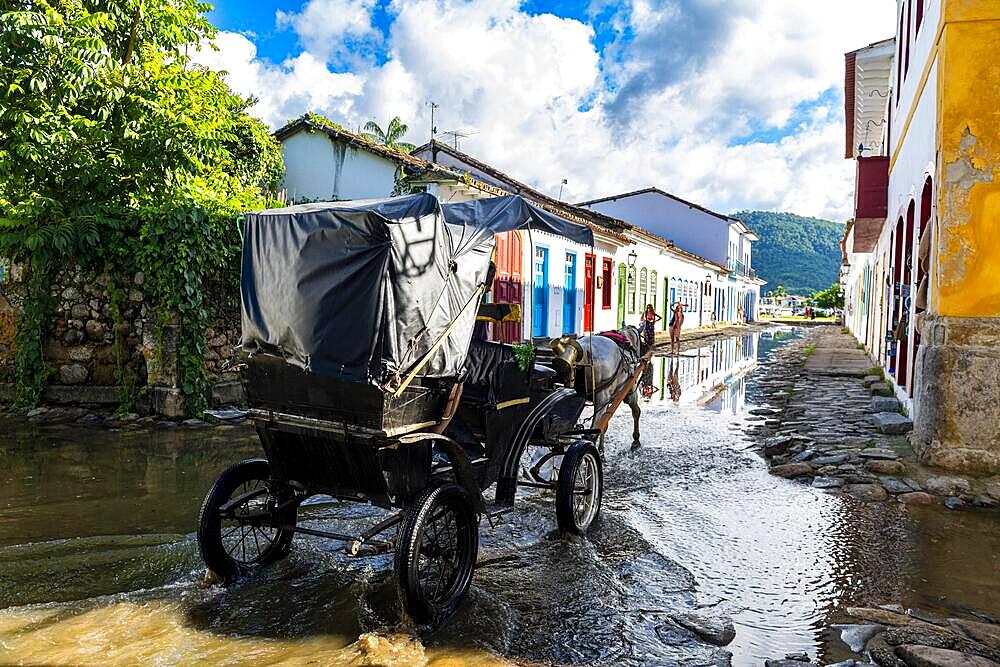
[639, 303, 661, 354]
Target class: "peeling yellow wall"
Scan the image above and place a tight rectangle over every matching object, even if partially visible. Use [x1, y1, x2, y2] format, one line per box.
[935, 0, 1000, 317]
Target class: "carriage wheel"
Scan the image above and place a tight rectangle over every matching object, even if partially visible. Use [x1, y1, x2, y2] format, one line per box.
[556, 441, 603, 535]
[395, 483, 479, 625]
[197, 458, 297, 581]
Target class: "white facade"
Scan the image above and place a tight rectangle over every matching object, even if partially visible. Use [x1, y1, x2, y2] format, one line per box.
[613, 233, 724, 333]
[280, 130, 402, 202]
[579, 189, 764, 323]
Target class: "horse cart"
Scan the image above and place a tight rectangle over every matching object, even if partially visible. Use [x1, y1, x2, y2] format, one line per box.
[197, 194, 644, 624]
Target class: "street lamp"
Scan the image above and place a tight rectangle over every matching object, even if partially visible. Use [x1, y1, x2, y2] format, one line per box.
[627, 250, 637, 267]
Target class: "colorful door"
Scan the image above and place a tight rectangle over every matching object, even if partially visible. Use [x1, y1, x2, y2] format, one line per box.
[663, 277, 670, 330]
[532, 246, 548, 337]
[583, 253, 595, 332]
[563, 253, 577, 334]
[492, 231, 522, 343]
[616, 263, 626, 327]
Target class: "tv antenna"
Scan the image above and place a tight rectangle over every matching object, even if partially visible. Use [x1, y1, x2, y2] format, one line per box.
[441, 128, 478, 150]
[427, 101, 439, 143]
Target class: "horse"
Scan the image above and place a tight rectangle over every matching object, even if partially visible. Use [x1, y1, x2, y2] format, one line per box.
[526, 326, 644, 484]
[573, 325, 644, 451]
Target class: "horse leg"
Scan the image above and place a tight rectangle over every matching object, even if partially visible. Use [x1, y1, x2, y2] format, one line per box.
[626, 390, 641, 448]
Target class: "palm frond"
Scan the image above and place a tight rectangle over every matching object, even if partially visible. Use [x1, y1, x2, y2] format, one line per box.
[362, 119, 385, 140]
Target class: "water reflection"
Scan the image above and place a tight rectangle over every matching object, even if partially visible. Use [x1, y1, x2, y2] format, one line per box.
[641, 333, 760, 411]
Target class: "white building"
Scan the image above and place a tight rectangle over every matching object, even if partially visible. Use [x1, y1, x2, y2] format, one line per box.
[578, 188, 765, 323]
[413, 142, 729, 336]
[274, 115, 488, 203]
[276, 119, 742, 344]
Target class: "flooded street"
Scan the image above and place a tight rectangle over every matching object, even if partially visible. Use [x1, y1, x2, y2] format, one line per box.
[1, 327, 997, 666]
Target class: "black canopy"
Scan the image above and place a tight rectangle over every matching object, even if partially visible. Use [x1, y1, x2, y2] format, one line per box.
[240, 193, 593, 384]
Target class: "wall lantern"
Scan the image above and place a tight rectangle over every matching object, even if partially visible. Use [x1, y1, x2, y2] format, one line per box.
[627, 250, 637, 268]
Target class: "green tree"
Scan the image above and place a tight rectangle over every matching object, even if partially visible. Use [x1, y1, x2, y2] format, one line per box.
[811, 283, 845, 310]
[0, 0, 282, 412]
[735, 211, 844, 295]
[361, 116, 416, 153]
[768, 285, 788, 298]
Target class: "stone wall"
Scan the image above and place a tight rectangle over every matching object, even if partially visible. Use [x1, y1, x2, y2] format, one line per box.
[48, 267, 148, 390]
[0, 259, 243, 413]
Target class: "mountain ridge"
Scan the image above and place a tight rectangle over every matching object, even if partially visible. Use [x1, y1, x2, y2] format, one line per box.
[733, 210, 844, 295]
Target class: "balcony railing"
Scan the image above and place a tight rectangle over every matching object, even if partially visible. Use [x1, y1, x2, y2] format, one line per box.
[730, 260, 756, 280]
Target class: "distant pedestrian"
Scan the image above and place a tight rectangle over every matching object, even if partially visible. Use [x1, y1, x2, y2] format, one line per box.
[668, 302, 684, 356]
[638, 303, 661, 354]
[810, 307, 817, 320]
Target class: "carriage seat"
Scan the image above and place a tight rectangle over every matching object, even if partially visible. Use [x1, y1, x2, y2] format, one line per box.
[463, 339, 530, 408]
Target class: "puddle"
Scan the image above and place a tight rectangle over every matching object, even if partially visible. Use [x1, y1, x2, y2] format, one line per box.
[1, 327, 997, 665]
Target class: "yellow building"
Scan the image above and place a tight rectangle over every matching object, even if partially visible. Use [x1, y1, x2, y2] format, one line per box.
[841, 0, 1000, 473]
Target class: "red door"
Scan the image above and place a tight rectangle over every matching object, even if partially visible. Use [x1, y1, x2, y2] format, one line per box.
[493, 231, 523, 343]
[583, 253, 595, 332]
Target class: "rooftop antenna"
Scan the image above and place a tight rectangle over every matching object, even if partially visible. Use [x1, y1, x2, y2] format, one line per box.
[427, 101, 439, 143]
[441, 128, 478, 150]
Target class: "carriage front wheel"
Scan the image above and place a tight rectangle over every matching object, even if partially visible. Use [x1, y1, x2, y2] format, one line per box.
[395, 483, 479, 625]
[197, 458, 297, 581]
[556, 441, 603, 535]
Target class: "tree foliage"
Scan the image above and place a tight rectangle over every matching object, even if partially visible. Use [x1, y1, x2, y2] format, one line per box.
[0, 0, 283, 412]
[811, 283, 845, 310]
[362, 116, 416, 153]
[734, 211, 844, 295]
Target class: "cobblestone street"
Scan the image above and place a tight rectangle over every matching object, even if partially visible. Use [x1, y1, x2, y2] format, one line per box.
[745, 325, 1000, 667]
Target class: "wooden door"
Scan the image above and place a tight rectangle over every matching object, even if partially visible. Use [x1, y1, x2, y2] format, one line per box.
[583, 253, 595, 332]
[492, 231, 522, 343]
[563, 252, 577, 334]
[532, 246, 549, 337]
[617, 263, 626, 327]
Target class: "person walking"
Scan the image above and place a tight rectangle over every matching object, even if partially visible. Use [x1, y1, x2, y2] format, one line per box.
[638, 303, 661, 354]
[668, 302, 684, 356]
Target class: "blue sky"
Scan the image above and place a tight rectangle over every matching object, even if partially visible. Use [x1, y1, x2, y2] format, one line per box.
[196, 1, 896, 220]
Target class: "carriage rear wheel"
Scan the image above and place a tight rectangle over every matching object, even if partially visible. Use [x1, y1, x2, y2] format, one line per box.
[197, 458, 296, 581]
[395, 483, 479, 625]
[556, 441, 603, 535]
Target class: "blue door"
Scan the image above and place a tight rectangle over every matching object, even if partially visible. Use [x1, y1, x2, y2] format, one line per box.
[563, 252, 576, 334]
[532, 247, 548, 337]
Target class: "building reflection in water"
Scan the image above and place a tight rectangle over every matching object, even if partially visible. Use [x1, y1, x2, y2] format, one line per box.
[640, 333, 759, 411]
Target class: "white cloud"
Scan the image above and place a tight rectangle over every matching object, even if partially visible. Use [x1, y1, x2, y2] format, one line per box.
[199, 0, 897, 221]
[275, 0, 378, 62]
[193, 31, 364, 128]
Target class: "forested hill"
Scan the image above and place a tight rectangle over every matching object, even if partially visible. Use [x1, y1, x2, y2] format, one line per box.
[733, 211, 844, 295]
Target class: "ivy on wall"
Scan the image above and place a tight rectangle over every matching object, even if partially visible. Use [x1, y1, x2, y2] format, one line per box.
[0, 1, 283, 414]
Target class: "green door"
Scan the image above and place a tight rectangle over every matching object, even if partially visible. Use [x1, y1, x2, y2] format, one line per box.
[663, 276, 670, 329]
[617, 263, 626, 327]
